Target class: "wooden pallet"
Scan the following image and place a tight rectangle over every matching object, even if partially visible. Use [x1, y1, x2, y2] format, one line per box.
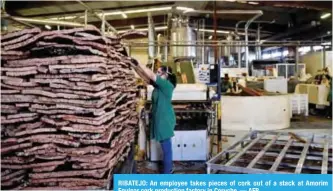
[207, 131, 332, 174]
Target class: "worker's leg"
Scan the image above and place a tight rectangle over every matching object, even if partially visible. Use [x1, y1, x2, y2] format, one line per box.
[160, 138, 172, 174]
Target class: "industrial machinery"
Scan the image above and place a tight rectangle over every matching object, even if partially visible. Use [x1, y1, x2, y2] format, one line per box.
[144, 84, 216, 161]
[252, 60, 305, 78]
[139, 14, 217, 162]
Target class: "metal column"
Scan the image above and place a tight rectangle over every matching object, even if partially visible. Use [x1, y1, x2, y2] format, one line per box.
[256, 24, 261, 59]
[202, 19, 205, 65]
[237, 36, 241, 68]
[245, 30, 249, 72]
[84, 10, 88, 27]
[101, 12, 105, 35]
[323, 46, 326, 68]
[213, 1, 222, 153]
[295, 45, 299, 77]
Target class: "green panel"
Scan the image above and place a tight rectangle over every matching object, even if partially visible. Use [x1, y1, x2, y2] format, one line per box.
[180, 61, 196, 83]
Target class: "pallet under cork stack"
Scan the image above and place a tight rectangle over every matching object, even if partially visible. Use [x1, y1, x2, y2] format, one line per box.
[1, 26, 143, 190]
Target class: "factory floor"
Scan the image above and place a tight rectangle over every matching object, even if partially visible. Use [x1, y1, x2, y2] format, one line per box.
[135, 115, 332, 174]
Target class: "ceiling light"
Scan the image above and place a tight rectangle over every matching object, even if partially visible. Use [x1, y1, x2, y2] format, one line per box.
[121, 12, 128, 19]
[320, 13, 331, 19]
[248, 1, 259, 5]
[209, 35, 213, 40]
[322, 42, 331, 46]
[197, 29, 247, 36]
[176, 6, 194, 11]
[45, 25, 51, 30]
[118, 26, 167, 33]
[49, 16, 77, 20]
[103, 11, 123, 16]
[131, 25, 135, 29]
[327, 31, 331, 35]
[48, 7, 172, 19]
[198, 29, 228, 34]
[103, 6, 172, 16]
[313, 46, 323, 51]
[137, 26, 167, 32]
[224, 0, 236, 2]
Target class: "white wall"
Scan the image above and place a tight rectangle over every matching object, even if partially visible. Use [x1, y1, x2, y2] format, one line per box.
[301, 50, 332, 75]
[325, 51, 333, 75]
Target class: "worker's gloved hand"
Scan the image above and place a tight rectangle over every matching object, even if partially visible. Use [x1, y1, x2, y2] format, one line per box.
[130, 58, 139, 66]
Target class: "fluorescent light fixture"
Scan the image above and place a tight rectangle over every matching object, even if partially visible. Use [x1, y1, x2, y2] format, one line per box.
[49, 6, 172, 20]
[298, 46, 311, 54]
[208, 35, 213, 40]
[225, 0, 236, 2]
[198, 29, 229, 34]
[121, 12, 128, 19]
[103, 11, 123, 16]
[176, 6, 194, 11]
[322, 42, 331, 46]
[313, 46, 323, 51]
[45, 25, 51, 30]
[248, 1, 259, 5]
[320, 13, 331, 19]
[103, 6, 172, 16]
[137, 26, 167, 32]
[198, 28, 246, 36]
[49, 7, 172, 19]
[131, 25, 135, 29]
[49, 16, 77, 20]
[118, 26, 167, 33]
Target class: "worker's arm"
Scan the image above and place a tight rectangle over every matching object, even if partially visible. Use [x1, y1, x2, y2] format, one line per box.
[130, 59, 157, 84]
[325, 74, 332, 80]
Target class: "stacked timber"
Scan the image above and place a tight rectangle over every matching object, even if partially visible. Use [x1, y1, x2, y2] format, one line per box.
[1, 26, 141, 190]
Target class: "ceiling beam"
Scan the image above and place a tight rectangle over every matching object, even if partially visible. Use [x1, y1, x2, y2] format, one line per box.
[258, 1, 332, 11]
[7, 2, 175, 18]
[90, 15, 167, 29]
[264, 22, 319, 41]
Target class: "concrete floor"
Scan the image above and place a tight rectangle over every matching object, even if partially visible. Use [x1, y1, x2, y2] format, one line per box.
[136, 115, 332, 174]
[287, 115, 332, 133]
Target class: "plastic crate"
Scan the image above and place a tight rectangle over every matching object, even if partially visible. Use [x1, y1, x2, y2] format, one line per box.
[289, 94, 309, 116]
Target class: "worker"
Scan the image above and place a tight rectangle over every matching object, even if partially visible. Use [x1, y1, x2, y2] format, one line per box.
[221, 74, 232, 93]
[130, 58, 177, 174]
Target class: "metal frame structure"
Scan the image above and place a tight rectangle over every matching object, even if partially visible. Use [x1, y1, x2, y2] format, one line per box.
[124, 39, 331, 76]
[207, 131, 332, 174]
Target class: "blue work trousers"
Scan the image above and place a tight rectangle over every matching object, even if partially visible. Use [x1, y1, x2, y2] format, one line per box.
[159, 138, 173, 174]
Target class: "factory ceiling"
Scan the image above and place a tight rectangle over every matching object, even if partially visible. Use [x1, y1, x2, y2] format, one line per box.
[2, 1, 332, 41]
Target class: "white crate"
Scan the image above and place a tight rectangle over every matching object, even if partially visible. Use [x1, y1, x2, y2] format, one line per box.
[264, 79, 288, 94]
[289, 94, 309, 116]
